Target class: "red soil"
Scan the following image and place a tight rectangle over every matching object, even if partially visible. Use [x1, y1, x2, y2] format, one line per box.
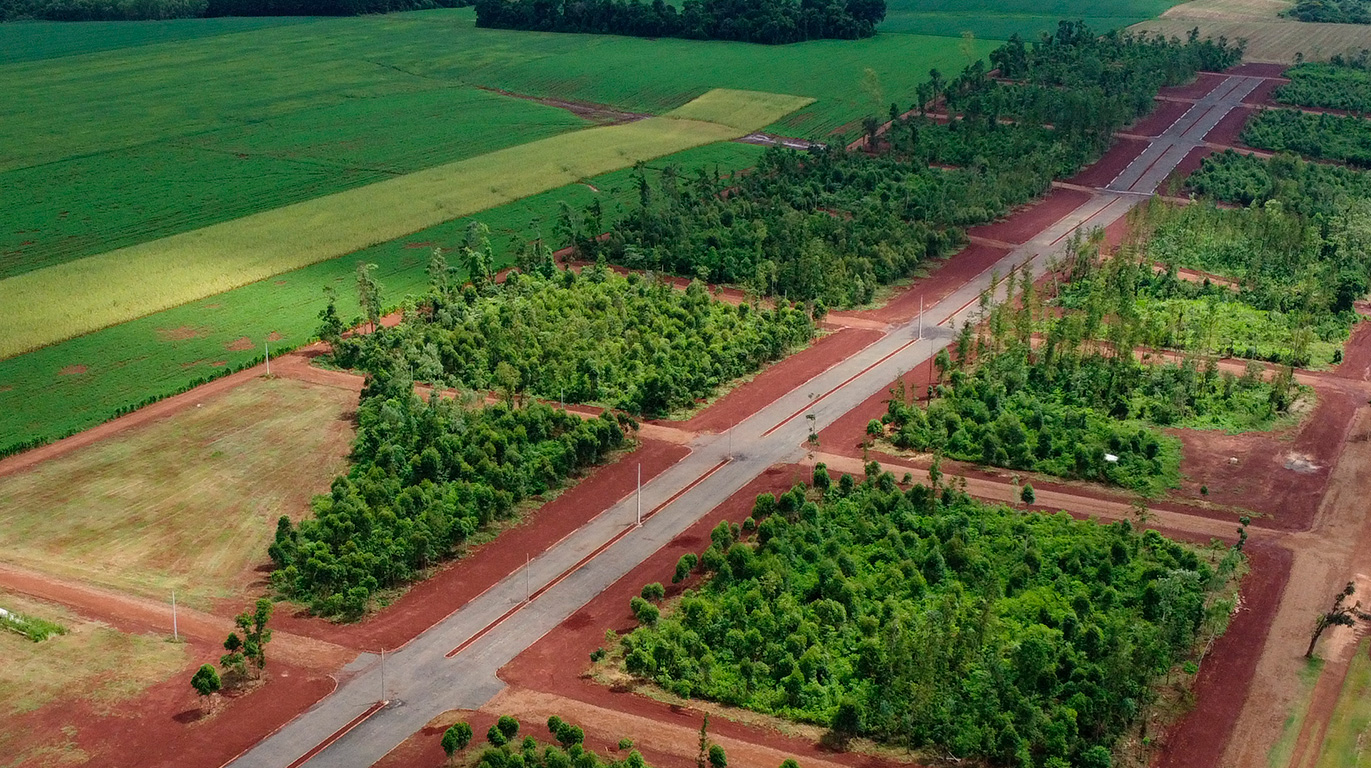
[1228, 63, 1290, 79]
[57, 364, 87, 376]
[1069, 137, 1149, 189]
[1334, 320, 1371, 381]
[831, 243, 1013, 327]
[966, 187, 1093, 245]
[1157, 542, 1293, 768]
[265, 438, 691, 650]
[1159, 72, 1226, 101]
[1127, 99, 1192, 137]
[1165, 146, 1216, 193]
[1244, 77, 1283, 107]
[225, 336, 254, 352]
[158, 326, 208, 341]
[665, 327, 884, 434]
[499, 464, 917, 768]
[1204, 105, 1256, 148]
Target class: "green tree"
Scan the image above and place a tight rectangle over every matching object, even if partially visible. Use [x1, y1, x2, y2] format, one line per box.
[1020, 483, 1035, 505]
[831, 697, 864, 745]
[355, 262, 383, 333]
[674, 553, 699, 584]
[707, 744, 727, 768]
[1307, 582, 1363, 658]
[190, 663, 221, 713]
[496, 715, 520, 741]
[442, 722, 473, 761]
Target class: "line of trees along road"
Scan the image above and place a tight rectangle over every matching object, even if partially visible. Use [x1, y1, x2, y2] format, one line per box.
[473, 0, 885, 43]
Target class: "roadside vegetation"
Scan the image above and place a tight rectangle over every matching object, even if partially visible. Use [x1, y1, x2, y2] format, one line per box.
[1275, 55, 1371, 113]
[1284, 0, 1371, 25]
[1240, 108, 1371, 167]
[620, 472, 1245, 767]
[1189, 150, 1371, 215]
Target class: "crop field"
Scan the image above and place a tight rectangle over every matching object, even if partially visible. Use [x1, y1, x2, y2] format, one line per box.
[2, 88, 591, 279]
[880, 0, 1183, 39]
[0, 377, 356, 606]
[0, 90, 804, 361]
[0, 141, 764, 455]
[1135, 0, 1371, 61]
[0, 16, 314, 64]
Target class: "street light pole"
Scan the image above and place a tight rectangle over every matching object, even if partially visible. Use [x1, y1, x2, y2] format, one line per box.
[636, 463, 642, 527]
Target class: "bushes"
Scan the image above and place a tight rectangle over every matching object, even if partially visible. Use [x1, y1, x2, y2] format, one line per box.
[1188, 149, 1371, 216]
[473, 0, 885, 44]
[1285, 0, 1371, 24]
[1241, 108, 1371, 167]
[1276, 57, 1371, 113]
[621, 477, 1240, 766]
[269, 377, 628, 618]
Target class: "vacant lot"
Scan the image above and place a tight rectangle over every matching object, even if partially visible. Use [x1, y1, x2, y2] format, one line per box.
[0, 591, 186, 763]
[0, 89, 806, 360]
[0, 377, 355, 606]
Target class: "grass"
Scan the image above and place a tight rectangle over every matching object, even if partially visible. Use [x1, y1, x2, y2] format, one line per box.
[0, 608, 66, 643]
[0, 16, 315, 65]
[0, 377, 356, 606]
[1133, 6, 1371, 62]
[1269, 655, 1327, 768]
[0, 592, 185, 726]
[1, 86, 591, 279]
[0, 90, 802, 360]
[0, 141, 764, 455]
[1314, 638, 1371, 768]
[880, 0, 1184, 39]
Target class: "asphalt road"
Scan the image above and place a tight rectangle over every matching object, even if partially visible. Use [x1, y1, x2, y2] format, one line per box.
[227, 74, 1257, 768]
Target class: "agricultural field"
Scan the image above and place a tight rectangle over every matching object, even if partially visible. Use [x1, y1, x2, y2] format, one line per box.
[1134, 0, 1371, 61]
[0, 141, 763, 457]
[0, 89, 807, 360]
[0, 377, 356, 606]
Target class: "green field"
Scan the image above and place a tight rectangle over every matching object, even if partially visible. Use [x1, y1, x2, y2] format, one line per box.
[0, 89, 807, 360]
[879, 0, 1183, 38]
[0, 142, 765, 454]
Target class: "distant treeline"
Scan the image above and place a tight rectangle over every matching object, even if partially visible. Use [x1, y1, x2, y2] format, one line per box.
[1285, 0, 1370, 24]
[473, 0, 886, 44]
[1, 0, 462, 21]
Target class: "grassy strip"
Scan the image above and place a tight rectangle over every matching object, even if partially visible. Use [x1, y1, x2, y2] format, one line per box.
[0, 608, 66, 643]
[0, 90, 807, 360]
[1314, 638, 1371, 768]
[0, 142, 765, 456]
[1269, 657, 1326, 768]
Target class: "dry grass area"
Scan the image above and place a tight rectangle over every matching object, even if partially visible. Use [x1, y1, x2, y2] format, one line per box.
[0, 377, 355, 607]
[0, 591, 186, 757]
[1135, 0, 1371, 62]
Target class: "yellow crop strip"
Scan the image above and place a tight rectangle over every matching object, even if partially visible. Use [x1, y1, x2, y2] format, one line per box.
[0, 88, 811, 360]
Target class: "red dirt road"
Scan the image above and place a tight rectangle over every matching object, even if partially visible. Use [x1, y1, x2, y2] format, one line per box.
[964, 187, 1094, 245]
[1160, 72, 1226, 101]
[828, 243, 1012, 326]
[1205, 105, 1257, 148]
[1127, 99, 1193, 137]
[1070, 137, 1149, 188]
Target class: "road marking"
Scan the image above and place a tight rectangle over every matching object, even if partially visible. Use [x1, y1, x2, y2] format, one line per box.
[445, 457, 732, 659]
[759, 337, 922, 437]
[283, 700, 387, 768]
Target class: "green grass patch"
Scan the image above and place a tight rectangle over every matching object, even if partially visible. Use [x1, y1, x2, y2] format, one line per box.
[1270, 656, 1328, 768]
[0, 608, 66, 643]
[0, 16, 317, 64]
[0, 141, 763, 455]
[1315, 638, 1371, 768]
[878, 0, 1182, 39]
[0, 93, 796, 360]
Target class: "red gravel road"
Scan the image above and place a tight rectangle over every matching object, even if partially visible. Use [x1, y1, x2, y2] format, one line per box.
[828, 242, 1013, 326]
[498, 464, 926, 768]
[663, 327, 884, 434]
[1157, 542, 1293, 768]
[264, 438, 690, 650]
[1245, 77, 1284, 106]
[1160, 72, 1226, 101]
[1204, 105, 1257, 148]
[967, 187, 1094, 245]
[1229, 63, 1290, 79]
[1127, 99, 1193, 138]
[6, 648, 335, 768]
[1069, 137, 1149, 189]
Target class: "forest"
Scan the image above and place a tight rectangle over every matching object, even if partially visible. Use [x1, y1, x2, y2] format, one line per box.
[1275, 56, 1371, 113]
[330, 247, 816, 418]
[562, 25, 1240, 309]
[472, 0, 886, 43]
[1285, 0, 1370, 24]
[620, 472, 1243, 767]
[0, 0, 457, 20]
[1188, 150, 1371, 217]
[1240, 107, 1371, 167]
[268, 374, 630, 618]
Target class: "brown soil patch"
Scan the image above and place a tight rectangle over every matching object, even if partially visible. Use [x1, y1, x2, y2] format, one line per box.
[1129, 98, 1194, 137]
[1230, 62, 1290, 78]
[267, 331, 282, 342]
[1334, 320, 1371, 381]
[1166, 145, 1217, 193]
[1205, 104, 1257, 147]
[1245, 77, 1284, 106]
[832, 242, 1014, 326]
[1160, 72, 1227, 101]
[475, 85, 650, 125]
[266, 438, 691, 650]
[225, 336, 253, 352]
[57, 365, 87, 376]
[967, 186, 1093, 245]
[1070, 136, 1149, 188]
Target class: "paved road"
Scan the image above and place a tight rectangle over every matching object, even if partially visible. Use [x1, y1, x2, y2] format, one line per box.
[227, 74, 1256, 768]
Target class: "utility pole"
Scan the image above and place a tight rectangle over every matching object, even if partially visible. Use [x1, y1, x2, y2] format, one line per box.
[379, 648, 385, 704]
[918, 295, 923, 340]
[264, 342, 270, 376]
[525, 554, 531, 603]
[636, 463, 642, 527]
[171, 591, 178, 642]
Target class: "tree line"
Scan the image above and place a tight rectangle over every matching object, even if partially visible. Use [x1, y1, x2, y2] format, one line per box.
[473, 0, 885, 44]
[1285, 0, 1370, 24]
[1188, 149, 1371, 217]
[621, 468, 1244, 767]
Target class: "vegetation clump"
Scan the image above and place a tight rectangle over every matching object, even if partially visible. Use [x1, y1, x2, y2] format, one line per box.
[1275, 55, 1371, 113]
[1285, 0, 1371, 25]
[621, 476, 1243, 767]
[1241, 108, 1371, 168]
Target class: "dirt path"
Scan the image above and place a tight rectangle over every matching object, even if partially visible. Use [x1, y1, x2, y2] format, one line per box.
[0, 562, 353, 670]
